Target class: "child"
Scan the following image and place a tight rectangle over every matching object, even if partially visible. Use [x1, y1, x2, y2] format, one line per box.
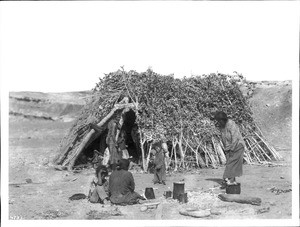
[152, 142, 166, 185]
[88, 165, 110, 204]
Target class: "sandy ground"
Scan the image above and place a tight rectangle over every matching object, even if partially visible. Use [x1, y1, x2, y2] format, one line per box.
[8, 117, 293, 220]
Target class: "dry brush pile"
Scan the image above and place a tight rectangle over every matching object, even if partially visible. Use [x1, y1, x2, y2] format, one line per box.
[54, 68, 281, 171]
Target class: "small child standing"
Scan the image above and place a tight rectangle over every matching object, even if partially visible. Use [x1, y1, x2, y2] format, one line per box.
[152, 142, 166, 185]
[88, 165, 110, 204]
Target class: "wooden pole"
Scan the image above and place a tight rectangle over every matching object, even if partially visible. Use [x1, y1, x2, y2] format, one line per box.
[245, 138, 260, 162]
[66, 103, 135, 170]
[248, 138, 267, 162]
[55, 134, 78, 165]
[254, 131, 281, 160]
[203, 143, 217, 168]
[212, 137, 226, 165]
[195, 144, 200, 168]
[243, 148, 253, 164]
[173, 138, 178, 171]
[140, 133, 146, 172]
[197, 152, 206, 168]
[177, 136, 185, 168]
[115, 97, 130, 141]
[145, 143, 152, 171]
[255, 140, 272, 161]
[182, 136, 200, 168]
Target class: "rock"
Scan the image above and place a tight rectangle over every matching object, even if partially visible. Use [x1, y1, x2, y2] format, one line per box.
[218, 193, 262, 206]
[144, 202, 160, 209]
[256, 207, 270, 214]
[42, 158, 49, 166]
[155, 203, 163, 219]
[54, 165, 67, 171]
[69, 193, 87, 200]
[25, 178, 33, 183]
[140, 206, 148, 212]
[210, 209, 221, 215]
[179, 208, 211, 218]
[110, 207, 122, 216]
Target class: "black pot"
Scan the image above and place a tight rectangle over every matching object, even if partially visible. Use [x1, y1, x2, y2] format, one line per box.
[226, 183, 241, 194]
[145, 187, 155, 199]
[178, 193, 188, 203]
[173, 182, 185, 200]
[164, 191, 172, 199]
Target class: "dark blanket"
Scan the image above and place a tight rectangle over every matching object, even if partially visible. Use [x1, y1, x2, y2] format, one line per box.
[109, 169, 143, 205]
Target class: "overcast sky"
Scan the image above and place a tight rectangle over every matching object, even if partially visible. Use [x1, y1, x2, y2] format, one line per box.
[0, 1, 299, 92]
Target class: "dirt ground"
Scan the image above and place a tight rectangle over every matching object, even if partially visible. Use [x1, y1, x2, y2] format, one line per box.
[8, 118, 292, 220]
[249, 81, 292, 161]
[8, 82, 293, 220]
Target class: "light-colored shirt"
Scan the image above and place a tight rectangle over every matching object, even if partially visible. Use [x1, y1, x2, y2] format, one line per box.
[220, 119, 245, 152]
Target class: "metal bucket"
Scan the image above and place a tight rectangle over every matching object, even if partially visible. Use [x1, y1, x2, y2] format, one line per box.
[226, 183, 241, 194]
[164, 191, 172, 199]
[173, 182, 185, 200]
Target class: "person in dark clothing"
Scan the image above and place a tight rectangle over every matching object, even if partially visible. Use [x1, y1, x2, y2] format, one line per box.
[108, 159, 145, 205]
[117, 129, 130, 159]
[88, 165, 110, 204]
[214, 111, 245, 185]
[106, 120, 122, 170]
[151, 142, 166, 185]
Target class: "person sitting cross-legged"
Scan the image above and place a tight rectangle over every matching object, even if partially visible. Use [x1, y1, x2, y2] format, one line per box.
[108, 159, 145, 205]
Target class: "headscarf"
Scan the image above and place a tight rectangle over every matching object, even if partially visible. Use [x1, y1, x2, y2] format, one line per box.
[152, 142, 162, 152]
[117, 159, 130, 171]
[214, 111, 228, 121]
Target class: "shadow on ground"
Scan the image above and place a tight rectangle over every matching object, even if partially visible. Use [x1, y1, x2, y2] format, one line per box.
[205, 178, 224, 186]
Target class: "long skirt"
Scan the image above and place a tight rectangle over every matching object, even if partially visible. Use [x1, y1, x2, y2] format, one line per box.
[108, 141, 121, 170]
[223, 144, 244, 179]
[153, 166, 166, 183]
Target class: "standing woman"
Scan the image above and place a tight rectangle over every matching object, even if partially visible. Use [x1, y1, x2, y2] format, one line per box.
[214, 111, 245, 185]
[89, 120, 121, 170]
[106, 119, 121, 170]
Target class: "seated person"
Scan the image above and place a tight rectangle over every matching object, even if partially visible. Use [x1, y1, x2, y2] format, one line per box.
[108, 159, 145, 205]
[88, 165, 110, 204]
